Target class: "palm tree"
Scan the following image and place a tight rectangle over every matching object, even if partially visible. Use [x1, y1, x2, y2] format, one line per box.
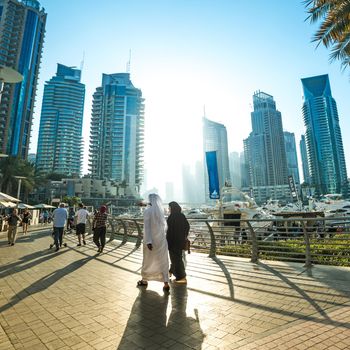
[304, 0, 350, 70]
[0, 156, 36, 199]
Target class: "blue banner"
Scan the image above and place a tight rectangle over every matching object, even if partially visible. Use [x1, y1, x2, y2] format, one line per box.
[206, 151, 220, 199]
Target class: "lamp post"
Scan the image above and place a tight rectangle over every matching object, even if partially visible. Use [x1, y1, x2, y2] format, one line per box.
[14, 176, 26, 200]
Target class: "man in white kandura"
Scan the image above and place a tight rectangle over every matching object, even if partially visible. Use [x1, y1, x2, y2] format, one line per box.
[137, 193, 170, 292]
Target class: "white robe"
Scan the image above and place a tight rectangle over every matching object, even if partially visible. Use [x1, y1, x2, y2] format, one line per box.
[141, 207, 169, 282]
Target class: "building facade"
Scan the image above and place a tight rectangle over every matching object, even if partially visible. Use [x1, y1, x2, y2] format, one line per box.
[244, 91, 290, 203]
[36, 64, 85, 176]
[299, 134, 311, 184]
[0, 0, 46, 158]
[283, 131, 300, 184]
[89, 73, 144, 196]
[245, 91, 288, 186]
[202, 117, 230, 201]
[301, 74, 348, 197]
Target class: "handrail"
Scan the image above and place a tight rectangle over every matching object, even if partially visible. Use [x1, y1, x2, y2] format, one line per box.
[96, 215, 350, 267]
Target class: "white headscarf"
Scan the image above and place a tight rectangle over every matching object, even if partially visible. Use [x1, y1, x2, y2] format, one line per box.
[148, 193, 166, 229]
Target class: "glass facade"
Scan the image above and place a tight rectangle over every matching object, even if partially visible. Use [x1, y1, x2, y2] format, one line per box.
[245, 91, 288, 187]
[36, 64, 85, 176]
[299, 134, 311, 184]
[283, 131, 300, 184]
[301, 74, 348, 196]
[202, 117, 230, 202]
[0, 0, 46, 158]
[89, 73, 144, 195]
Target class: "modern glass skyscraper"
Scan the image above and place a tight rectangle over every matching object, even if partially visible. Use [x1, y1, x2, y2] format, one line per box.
[36, 64, 85, 176]
[0, 0, 46, 158]
[301, 74, 348, 196]
[299, 134, 311, 184]
[283, 131, 300, 184]
[89, 73, 144, 195]
[203, 117, 230, 201]
[245, 91, 288, 187]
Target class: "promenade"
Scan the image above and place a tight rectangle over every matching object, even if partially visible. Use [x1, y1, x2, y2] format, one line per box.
[0, 226, 349, 350]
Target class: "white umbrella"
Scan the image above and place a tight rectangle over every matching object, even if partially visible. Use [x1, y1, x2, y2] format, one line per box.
[0, 200, 17, 208]
[17, 203, 35, 209]
[0, 192, 20, 202]
[33, 204, 56, 209]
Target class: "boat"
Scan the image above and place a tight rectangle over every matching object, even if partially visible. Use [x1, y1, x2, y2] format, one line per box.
[184, 208, 209, 219]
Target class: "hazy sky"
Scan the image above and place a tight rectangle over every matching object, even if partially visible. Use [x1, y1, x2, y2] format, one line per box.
[30, 0, 350, 199]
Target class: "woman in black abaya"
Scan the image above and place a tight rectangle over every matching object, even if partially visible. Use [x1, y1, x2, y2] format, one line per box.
[166, 201, 190, 283]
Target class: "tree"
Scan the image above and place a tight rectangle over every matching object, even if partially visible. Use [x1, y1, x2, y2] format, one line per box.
[0, 157, 36, 200]
[62, 195, 81, 207]
[304, 0, 350, 70]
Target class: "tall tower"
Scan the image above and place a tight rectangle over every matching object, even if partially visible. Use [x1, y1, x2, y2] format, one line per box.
[301, 74, 348, 196]
[89, 73, 144, 196]
[283, 131, 300, 184]
[0, 0, 46, 158]
[36, 64, 85, 176]
[245, 91, 288, 187]
[202, 117, 230, 201]
[299, 134, 311, 184]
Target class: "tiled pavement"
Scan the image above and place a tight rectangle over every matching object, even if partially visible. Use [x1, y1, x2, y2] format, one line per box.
[0, 226, 349, 350]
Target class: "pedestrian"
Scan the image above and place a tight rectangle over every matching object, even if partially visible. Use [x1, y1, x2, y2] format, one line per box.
[75, 203, 89, 246]
[67, 207, 75, 232]
[137, 193, 170, 292]
[21, 208, 31, 235]
[43, 210, 49, 224]
[52, 203, 68, 252]
[7, 208, 21, 246]
[92, 205, 108, 253]
[166, 201, 190, 284]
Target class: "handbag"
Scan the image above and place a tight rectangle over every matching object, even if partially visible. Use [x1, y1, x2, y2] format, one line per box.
[183, 238, 191, 254]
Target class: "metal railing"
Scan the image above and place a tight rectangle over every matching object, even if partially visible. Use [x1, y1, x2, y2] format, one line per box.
[89, 215, 350, 267]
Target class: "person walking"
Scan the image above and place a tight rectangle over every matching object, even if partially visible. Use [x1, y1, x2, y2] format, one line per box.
[7, 209, 22, 246]
[52, 203, 68, 252]
[166, 201, 190, 284]
[92, 205, 108, 253]
[75, 203, 89, 246]
[137, 193, 170, 292]
[21, 208, 31, 235]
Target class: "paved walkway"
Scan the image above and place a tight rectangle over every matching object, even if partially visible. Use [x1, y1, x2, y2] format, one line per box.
[0, 226, 349, 350]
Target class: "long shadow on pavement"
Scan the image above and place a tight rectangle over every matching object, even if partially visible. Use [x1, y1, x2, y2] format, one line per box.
[0, 255, 94, 314]
[117, 285, 205, 349]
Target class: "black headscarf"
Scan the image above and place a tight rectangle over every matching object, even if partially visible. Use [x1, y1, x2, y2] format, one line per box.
[166, 201, 190, 250]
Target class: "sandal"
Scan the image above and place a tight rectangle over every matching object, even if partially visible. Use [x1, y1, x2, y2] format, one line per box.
[137, 280, 148, 287]
[163, 284, 170, 292]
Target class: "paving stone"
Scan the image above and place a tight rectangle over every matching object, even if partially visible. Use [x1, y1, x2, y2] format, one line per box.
[0, 227, 350, 349]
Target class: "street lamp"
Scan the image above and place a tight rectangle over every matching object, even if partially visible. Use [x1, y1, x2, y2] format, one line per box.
[14, 176, 26, 200]
[0, 65, 23, 103]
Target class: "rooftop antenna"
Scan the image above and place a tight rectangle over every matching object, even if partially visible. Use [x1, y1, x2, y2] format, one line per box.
[126, 49, 131, 74]
[80, 51, 85, 72]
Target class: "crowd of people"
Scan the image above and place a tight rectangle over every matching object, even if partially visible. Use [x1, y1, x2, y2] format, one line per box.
[4, 193, 191, 291]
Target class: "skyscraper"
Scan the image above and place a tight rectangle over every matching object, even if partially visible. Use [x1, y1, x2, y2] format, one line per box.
[89, 73, 144, 196]
[299, 134, 311, 184]
[245, 91, 288, 187]
[202, 117, 230, 201]
[36, 64, 85, 176]
[301, 74, 348, 196]
[229, 151, 241, 189]
[0, 0, 46, 158]
[283, 131, 300, 184]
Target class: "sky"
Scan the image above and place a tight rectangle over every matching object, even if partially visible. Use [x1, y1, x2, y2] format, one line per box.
[30, 0, 350, 200]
